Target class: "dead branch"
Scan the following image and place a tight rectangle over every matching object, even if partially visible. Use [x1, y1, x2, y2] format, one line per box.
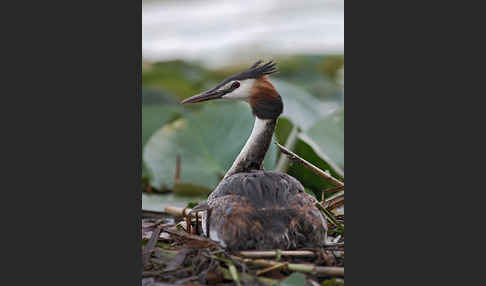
[237, 250, 316, 258]
[164, 228, 220, 246]
[143, 225, 162, 266]
[275, 143, 344, 187]
[325, 196, 344, 211]
[232, 256, 344, 277]
[164, 206, 202, 218]
[256, 262, 289, 276]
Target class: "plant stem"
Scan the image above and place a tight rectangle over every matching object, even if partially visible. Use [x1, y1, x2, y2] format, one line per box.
[231, 256, 344, 277]
[275, 125, 299, 172]
[237, 250, 316, 258]
[275, 143, 344, 187]
[315, 203, 344, 230]
[219, 266, 279, 286]
[256, 262, 288, 276]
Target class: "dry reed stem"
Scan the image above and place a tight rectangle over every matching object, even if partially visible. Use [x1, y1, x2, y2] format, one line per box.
[232, 256, 344, 277]
[164, 206, 202, 218]
[256, 262, 289, 276]
[275, 143, 344, 187]
[237, 250, 316, 258]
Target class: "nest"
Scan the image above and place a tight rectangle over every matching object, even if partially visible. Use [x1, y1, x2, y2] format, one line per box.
[142, 210, 344, 286]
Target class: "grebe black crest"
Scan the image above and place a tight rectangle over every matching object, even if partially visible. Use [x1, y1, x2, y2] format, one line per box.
[182, 60, 328, 250]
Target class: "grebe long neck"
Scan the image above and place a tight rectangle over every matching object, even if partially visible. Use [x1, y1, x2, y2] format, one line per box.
[224, 117, 277, 179]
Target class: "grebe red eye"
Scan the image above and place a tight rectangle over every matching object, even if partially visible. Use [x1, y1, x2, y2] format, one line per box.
[232, 82, 240, 89]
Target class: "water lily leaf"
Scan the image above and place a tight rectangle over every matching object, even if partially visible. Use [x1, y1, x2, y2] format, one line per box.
[275, 117, 294, 145]
[279, 272, 310, 286]
[287, 138, 344, 194]
[272, 79, 339, 131]
[142, 87, 179, 105]
[300, 107, 344, 170]
[143, 102, 278, 192]
[142, 105, 182, 148]
[142, 88, 184, 178]
[275, 116, 343, 194]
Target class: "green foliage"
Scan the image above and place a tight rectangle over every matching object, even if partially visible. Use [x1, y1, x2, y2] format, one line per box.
[303, 107, 344, 170]
[321, 278, 345, 286]
[142, 105, 182, 147]
[141, 88, 183, 177]
[273, 79, 339, 131]
[275, 108, 344, 194]
[143, 103, 278, 193]
[142, 60, 230, 101]
[287, 138, 344, 192]
[141, 57, 344, 207]
[275, 55, 344, 101]
[279, 272, 310, 286]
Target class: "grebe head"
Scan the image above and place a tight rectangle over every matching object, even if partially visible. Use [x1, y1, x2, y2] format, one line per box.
[181, 60, 283, 120]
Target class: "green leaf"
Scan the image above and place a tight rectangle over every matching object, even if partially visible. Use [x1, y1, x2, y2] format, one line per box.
[279, 272, 310, 286]
[274, 110, 344, 194]
[286, 134, 344, 193]
[141, 88, 184, 179]
[272, 79, 339, 131]
[142, 87, 179, 105]
[228, 262, 241, 286]
[142, 105, 182, 148]
[301, 107, 344, 171]
[321, 278, 345, 286]
[275, 117, 294, 145]
[316, 203, 344, 231]
[143, 102, 278, 193]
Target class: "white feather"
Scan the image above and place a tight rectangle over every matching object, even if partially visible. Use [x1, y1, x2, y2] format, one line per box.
[224, 117, 271, 179]
[209, 227, 227, 247]
[201, 211, 207, 236]
[202, 210, 227, 247]
[221, 79, 254, 100]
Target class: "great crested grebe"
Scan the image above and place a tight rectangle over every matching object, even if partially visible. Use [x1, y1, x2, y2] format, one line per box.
[181, 60, 328, 250]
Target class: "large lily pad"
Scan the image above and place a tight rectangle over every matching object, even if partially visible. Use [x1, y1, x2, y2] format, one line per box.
[279, 272, 310, 286]
[287, 138, 344, 194]
[143, 102, 278, 193]
[275, 111, 344, 195]
[272, 79, 339, 131]
[142, 88, 183, 178]
[300, 107, 344, 171]
[142, 105, 182, 148]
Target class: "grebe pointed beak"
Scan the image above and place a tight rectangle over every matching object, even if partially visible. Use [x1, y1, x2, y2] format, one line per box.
[181, 88, 225, 104]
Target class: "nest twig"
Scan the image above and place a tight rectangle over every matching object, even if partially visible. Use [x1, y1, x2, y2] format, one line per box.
[275, 142, 344, 188]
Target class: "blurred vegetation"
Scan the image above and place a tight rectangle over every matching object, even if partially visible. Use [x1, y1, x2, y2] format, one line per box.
[142, 55, 344, 211]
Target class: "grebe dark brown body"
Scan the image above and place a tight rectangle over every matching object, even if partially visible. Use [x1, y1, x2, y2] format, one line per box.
[182, 60, 328, 250]
[201, 170, 327, 250]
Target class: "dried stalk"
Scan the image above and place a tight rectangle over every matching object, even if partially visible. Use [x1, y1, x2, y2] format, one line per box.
[276, 143, 344, 187]
[324, 185, 345, 194]
[325, 196, 344, 211]
[237, 250, 316, 258]
[185, 215, 192, 234]
[219, 267, 278, 286]
[256, 262, 288, 276]
[174, 154, 181, 184]
[315, 203, 344, 230]
[232, 256, 344, 277]
[164, 206, 202, 218]
[164, 228, 219, 246]
[143, 225, 162, 265]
